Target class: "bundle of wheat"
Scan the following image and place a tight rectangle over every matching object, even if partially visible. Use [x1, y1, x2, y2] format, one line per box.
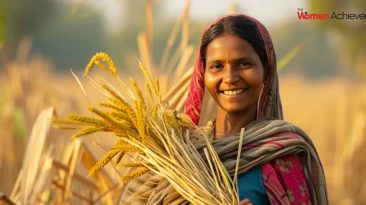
[54, 52, 241, 204]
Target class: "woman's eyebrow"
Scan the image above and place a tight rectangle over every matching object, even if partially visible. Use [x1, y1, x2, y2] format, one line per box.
[207, 57, 253, 65]
[232, 57, 253, 62]
[206, 59, 221, 63]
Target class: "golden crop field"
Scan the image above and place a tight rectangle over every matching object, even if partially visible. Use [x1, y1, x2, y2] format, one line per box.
[0, 1, 365, 205]
[1, 44, 365, 205]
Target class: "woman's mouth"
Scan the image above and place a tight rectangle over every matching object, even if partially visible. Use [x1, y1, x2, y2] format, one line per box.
[220, 88, 248, 96]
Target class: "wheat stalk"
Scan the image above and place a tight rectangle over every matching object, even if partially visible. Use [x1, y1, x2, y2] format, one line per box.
[54, 52, 240, 204]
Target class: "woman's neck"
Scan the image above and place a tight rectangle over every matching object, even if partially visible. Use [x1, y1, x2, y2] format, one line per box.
[214, 107, 257, 139]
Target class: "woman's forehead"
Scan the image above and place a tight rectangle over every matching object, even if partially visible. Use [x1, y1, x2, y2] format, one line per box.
[205, 34, 259, 60]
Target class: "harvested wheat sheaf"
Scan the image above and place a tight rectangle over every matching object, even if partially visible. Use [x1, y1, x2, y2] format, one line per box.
[54, 52, 241, 205]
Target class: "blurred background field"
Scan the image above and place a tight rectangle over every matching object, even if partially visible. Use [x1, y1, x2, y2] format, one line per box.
[0, 0, 366, 204]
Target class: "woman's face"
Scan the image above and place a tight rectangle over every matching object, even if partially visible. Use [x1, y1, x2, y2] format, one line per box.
[204, 34, 265, 115]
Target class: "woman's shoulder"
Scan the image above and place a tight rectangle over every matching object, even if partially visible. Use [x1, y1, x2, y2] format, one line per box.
[247, 118, 299, 129]
[246, 119, 308, 137]
[241, 119, 319, 150]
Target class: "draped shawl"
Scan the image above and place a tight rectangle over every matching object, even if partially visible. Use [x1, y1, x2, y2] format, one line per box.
[119, 14, 328, 205]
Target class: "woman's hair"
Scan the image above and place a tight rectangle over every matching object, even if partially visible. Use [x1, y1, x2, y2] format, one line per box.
[200, 15, 268, 71]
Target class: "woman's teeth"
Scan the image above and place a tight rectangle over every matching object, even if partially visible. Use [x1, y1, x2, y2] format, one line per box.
[222, 89, 245, 95]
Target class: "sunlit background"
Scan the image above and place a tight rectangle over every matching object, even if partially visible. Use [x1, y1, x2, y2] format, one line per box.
[0, 0, 365, 204]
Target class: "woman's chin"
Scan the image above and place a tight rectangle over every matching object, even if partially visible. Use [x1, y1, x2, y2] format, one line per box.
[221, 105, 247, 114]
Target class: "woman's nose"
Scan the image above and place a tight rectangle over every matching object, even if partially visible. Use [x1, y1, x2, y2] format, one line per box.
[223, 67, 239, 84]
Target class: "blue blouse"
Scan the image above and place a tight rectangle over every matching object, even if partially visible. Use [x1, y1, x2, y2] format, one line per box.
[237, 166, 270, 205]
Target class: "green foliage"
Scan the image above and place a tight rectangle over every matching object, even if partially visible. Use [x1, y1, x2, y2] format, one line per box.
[0, 6, 4, 44]
[273, 22, 338, 78]
[309, 0, 366, 77]
[4, 0, 58, 54]
[3, 0, 106, 70]
[12, 106, 27, 142]
[33, 11, 107, 70]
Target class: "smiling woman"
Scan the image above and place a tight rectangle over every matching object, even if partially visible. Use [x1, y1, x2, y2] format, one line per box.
[204, 34, 265, 139]
[183, 14, 329, 205]
[119, 14, 329, 205]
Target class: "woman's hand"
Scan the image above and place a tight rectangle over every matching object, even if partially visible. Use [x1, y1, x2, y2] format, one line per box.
[238, 198, 252, 205]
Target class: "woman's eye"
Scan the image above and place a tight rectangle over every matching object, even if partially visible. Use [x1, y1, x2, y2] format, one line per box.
[238, 62, 251, 68]
[209, 64, 223, 70]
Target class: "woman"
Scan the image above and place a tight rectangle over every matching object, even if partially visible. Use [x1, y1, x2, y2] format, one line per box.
[184, 14, 328, 205]
[120, 14, 328, 205]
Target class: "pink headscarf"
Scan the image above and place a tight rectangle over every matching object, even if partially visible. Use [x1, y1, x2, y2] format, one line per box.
[184, 14, 283, 125]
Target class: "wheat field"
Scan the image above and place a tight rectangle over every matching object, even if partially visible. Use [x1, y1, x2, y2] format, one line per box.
[1, 2, 366, 205]
[1, 46, 366, 205]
